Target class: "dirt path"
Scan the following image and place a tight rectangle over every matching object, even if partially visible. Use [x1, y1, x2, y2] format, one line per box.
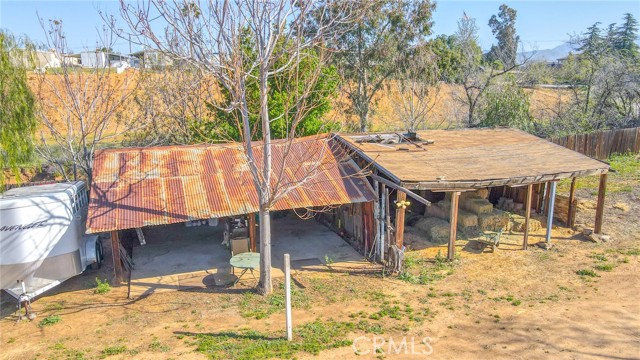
[1, 184, 638, 360]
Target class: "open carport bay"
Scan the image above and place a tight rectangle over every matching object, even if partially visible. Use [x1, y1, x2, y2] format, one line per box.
[128, 213, 372, 298]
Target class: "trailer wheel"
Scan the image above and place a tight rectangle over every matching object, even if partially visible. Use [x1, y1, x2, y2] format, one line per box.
[90, 239, 104, 270]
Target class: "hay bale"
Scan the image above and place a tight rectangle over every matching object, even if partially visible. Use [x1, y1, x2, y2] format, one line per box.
[476, 188, 490, 199]
[414, 217, 450, 244]
[461, 188, 490, 201]
[478, 209, 509, 231]
[415, 217, 446, 233]
[457, 210, 478, 229]
[438, 200, 451, 214]
[424, 203, 448, 219]
[429, 223, 451, 244]
[403, 226, 429, 247]
[462, 198, 493, 215]
[510, 214, 542, 232]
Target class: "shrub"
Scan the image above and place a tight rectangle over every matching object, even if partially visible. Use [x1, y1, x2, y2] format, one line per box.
[94, 278, 111, 294]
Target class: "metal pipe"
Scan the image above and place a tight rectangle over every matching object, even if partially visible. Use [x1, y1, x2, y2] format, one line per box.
[545, 182, 557, 244]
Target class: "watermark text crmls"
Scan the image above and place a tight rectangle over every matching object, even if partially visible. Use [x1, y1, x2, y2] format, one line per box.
[352, 335, 434, 356]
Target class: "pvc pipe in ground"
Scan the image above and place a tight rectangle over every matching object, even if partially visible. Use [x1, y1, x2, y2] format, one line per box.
[284, 253, 292, 341]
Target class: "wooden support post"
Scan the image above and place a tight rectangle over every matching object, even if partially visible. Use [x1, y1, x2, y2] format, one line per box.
[594, 173, 608, 234]
[448, 192, 460, 260]
[523, 184, 533, 250]
[249, 213, 257, 252]
[110, 230, 123, 284]
[543, 182, 551, 215]
[379, 183, 386, 263]
[385, 188, 391, 248]
[395, 191, 407, 248]
[567, 178, 577, 228]
[536, 184, 543, 213]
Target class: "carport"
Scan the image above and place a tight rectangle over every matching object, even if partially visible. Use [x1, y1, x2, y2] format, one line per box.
[86, 135, 376, 291]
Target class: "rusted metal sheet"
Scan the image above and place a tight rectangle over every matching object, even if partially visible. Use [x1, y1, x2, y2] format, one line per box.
[87, 136, 375, 234]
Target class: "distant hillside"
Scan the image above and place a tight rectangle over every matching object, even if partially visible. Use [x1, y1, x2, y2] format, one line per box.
[518, 42, 579, 63]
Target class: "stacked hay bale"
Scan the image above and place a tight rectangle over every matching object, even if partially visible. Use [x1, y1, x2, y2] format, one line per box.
[510, 214, 542, 232]
[477, 210, 509, 231]
[414, 217, 450, 244]
[424, 200, 478, 232]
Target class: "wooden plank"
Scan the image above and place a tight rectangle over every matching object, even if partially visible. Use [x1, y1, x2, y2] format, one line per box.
[595, 173, 607, 234]
[111, 231, 123, 284]
[448, 192, 460, 260]
[523, 184, 533, 250]
[568, 178, 577, 228]
[249, 213, 257, 252]
[385, 188, 391, 249]
[543, 182, 551, 215]
[395, 191, 407, 248]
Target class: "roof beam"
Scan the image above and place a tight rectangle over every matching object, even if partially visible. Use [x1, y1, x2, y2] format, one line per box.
[371, 174, 431, 206]
[402, 168, 608, 191]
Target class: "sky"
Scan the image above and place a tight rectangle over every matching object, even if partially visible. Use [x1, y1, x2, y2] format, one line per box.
[0, 0, 638, 54]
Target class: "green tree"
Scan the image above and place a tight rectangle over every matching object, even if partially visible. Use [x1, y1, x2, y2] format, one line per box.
[427, 35, 464, 83]
[478, 76, 533, 132]
[191, 39, 339, 142]
[487, 4, 520, 68]
[616, 13, 639, 56]
[310, 0, 436, 131]
[0, 30, 38, 186]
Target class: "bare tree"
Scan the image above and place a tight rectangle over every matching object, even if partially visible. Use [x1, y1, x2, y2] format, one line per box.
[34, 19, 140, 185]
[115, 0, 357, 294]
[126, 66, 219, 146]
[391, 47, 442, 132]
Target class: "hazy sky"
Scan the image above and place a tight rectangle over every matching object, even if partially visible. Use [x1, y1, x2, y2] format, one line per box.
[1, 0, 638, 53]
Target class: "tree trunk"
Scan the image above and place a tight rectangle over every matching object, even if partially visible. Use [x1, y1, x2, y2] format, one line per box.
[359, 110, 368, 132]
[258, 206, 272, 294]
[257, 63, 273, 295]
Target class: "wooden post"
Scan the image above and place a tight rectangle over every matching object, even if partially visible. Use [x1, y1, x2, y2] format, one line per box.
[594, 173, 608, 234]
[543, 182, 551, 215]
[523, 184, 533, 250]
[249, 213, 257, 252]
[567, 178, 577, 228]
[374, 181, 381, 261]
[448, 192, 460, 260]
[536, 183, 544, 213]
[395, 191, 407, 248]
[385, 188, 391, 248]
[110, 230, 123, 284]
[284, 254, 292, 341]
[379, 184, 386, 263]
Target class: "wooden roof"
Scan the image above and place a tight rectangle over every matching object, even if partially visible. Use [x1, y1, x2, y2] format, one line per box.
[337, 128, 610, 190]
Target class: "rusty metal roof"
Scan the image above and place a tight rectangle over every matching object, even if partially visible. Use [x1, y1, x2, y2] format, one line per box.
[87, 135, 375, 233]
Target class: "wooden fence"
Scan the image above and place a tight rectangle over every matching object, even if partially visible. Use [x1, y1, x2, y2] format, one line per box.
[550, 127, 640, 160]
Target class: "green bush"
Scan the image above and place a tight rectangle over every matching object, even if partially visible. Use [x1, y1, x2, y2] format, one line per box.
[94, 278, 111, 294]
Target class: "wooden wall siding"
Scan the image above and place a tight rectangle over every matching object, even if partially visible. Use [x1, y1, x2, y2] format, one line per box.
[324, 202, 376, 253]
[553, 195, 577, 227]
[551, 127, 640, 160]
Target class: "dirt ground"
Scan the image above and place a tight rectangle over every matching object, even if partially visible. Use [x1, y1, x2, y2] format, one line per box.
[1, 181, 638, 359]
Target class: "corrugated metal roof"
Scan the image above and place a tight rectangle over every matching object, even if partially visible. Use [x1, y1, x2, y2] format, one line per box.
[87, 135, 375, 233]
